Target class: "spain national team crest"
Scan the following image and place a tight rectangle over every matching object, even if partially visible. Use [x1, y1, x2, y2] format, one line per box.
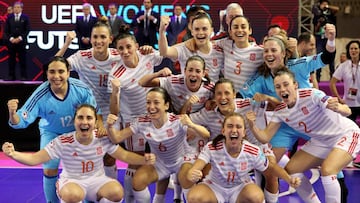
[96, 147, 103, 155]
[166, 129, 174, 137]
[146, 62, 152, 70]
[301, 106, 309, 115]
[249, 53, 256, 61]
[240, 162, 247, 170]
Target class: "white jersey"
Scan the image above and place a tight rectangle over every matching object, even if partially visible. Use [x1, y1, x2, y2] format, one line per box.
[68, 48, 121, 121]
[216, 38, 263, 91]
[130, 113, 190, 166]
[332, 60, 360, 107]
[190, 98, 267, 145]
[199, 140, 268, 188]
[271, 88, 360, 142]
[175, 42, 224, 82]
[108, 51, 162, 123]
[159, 74, 214, 113]
[44, 131, 118, 179]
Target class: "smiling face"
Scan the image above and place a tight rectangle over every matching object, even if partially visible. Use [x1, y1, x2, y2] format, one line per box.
[191, 17, 213, 46]
[263, 39, 286, 72]
[146, 91, 169, 121]
[91, 26, 112, 59]
[184, 59, 205, 92]
[74, 106, 97, 139]
[274, 72, 298, 108]
[116, 36, 138, 64]
[214, 81, 236, 115]
[349, 42, 360, 61]
[222, 114, 246, 149]
[47, 61, 70, 91]
[229, 16, 252, 48]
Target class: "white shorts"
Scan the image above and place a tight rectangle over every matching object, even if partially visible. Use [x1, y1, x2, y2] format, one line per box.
[301, 130, 360, 159]
[154, 157, 184, 180]
[201, 177, 253, 203]
[57, 174, 117, 202]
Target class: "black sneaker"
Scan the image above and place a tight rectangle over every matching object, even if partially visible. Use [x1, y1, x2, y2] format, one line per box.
[174, 199, 182, 203]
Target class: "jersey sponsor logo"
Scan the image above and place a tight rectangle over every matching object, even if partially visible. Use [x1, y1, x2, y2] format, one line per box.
[96, 147, 103, 155]
[166, 129, 174, 137]
[301, 106, 309, 115]
[111, 61, 117, 68]
[240, 162, 247, 170]
[249, 53, 256, 61]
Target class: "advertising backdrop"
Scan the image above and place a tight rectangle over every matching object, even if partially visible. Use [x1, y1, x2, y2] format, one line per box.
[0, 0, 298, 81]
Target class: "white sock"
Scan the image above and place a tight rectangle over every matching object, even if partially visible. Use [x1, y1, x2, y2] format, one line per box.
[124, 168, 136, 203]
[254, 170, 263, 187]
[133, 188, 151, 203]
[182, 188, 189, 202]
[264, 189, 278, 203]
[277, 154, 290, 168]
[172, 175, 182, 200]
[104, 164, 118, 179]
[99, 197, 123, 203]
[321, 175, 341, 203]
[291, 173, 321, 203]
[152, 194, 165, 203]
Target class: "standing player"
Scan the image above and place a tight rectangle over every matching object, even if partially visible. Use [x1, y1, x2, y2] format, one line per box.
[56, 18, 122, 180]
[108, 25, 165, 203]
[107, 87, 210, 202]
[186, 113, 301, 203]
[247, 69, 360, 203]
[7, 56, 98, 203]
[3, 104, 156, 203]
[215, 15, 263, 94]
[159, 13, 224, 82]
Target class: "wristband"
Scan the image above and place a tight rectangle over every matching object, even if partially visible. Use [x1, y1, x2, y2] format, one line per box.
[327, 39, 335, 47]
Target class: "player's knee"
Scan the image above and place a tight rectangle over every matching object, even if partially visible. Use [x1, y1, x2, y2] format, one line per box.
[103, 153, 116, 166]
[43, 168, 58, 176]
